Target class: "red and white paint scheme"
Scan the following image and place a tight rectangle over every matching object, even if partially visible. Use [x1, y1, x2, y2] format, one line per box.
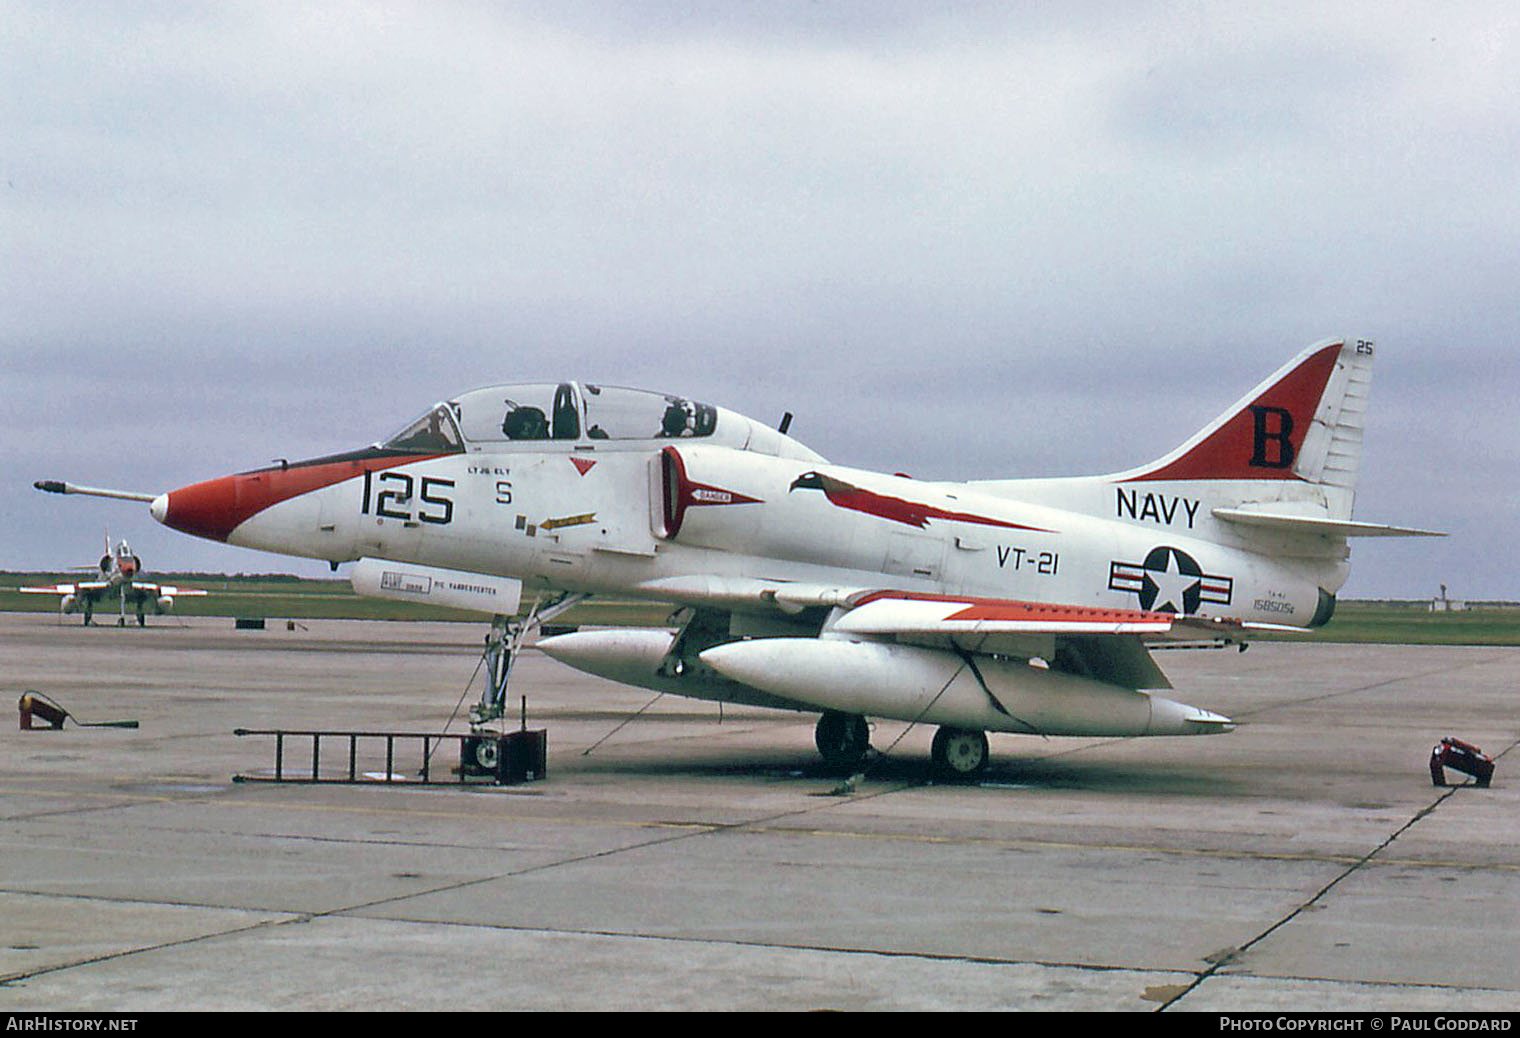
[37, 340, 1439, 776]
[20, 531, 207, 626]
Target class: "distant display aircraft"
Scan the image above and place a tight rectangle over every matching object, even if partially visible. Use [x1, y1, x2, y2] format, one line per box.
[36, 338, 1439, 775]
[20, 530, 207, 626]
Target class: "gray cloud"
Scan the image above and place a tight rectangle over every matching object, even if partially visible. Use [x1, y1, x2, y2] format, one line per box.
[3, 2, 1512, 598]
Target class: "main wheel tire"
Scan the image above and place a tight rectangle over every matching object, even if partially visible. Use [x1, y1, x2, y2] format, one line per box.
[814, 711, 871, 769]
[931, 727, 989, 781]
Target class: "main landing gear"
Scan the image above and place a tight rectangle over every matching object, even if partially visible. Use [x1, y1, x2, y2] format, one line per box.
[814, 710, 871, 769]
[812, 711, 991, 781]
[930, 727, 990, 781]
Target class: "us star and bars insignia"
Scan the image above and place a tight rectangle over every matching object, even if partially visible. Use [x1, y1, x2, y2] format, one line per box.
[1109, 546, 1233, 614]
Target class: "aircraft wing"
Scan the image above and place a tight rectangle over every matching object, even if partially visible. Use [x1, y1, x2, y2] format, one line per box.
[19, 581, 107, 597]
[20, 583, 73, 595]
[625, 579, 1251, 691]
[821, 591, 1228, 692]
[130, 583, 208, 598]
[833, 592, 1175, 637]
[20, 581, 207, 606]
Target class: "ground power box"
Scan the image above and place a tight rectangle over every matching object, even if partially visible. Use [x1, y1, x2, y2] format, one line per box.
[463, 729, 547, 784]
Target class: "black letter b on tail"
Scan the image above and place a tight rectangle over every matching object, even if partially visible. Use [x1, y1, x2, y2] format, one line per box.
[1249, 406, 1295, 469]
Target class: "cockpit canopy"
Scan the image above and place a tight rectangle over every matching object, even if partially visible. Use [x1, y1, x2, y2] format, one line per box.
[381, 381, 822, 461]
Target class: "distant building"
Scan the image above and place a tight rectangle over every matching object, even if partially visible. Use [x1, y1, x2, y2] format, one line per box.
[1431, 585, 1468, 612]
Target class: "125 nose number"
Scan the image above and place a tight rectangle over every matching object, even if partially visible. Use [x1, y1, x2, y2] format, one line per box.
[360, 471, 455, 525]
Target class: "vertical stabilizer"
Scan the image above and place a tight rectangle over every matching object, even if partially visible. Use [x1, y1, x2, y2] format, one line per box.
[1111, 338, 1373, 522]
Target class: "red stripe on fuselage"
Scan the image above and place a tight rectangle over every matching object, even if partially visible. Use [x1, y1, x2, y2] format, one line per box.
[161, 450, 448, 542]
[806, 473, 1052, 533]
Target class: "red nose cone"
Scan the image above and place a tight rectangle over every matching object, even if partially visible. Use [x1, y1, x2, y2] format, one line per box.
[155, 474, 244, 542]
[151, 450, 450, 545]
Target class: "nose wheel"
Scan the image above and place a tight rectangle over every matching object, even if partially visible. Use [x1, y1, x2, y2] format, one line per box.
[931, 727, 989, 781]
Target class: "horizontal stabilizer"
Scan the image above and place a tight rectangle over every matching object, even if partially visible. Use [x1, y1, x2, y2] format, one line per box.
[1212, 507, 1444, 538]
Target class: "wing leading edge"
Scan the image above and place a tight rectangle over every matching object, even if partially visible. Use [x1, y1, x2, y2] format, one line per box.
[821, 590, 1212, 692]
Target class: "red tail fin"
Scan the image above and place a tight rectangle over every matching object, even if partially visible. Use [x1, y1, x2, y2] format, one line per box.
[1123, 340, 1356, 483]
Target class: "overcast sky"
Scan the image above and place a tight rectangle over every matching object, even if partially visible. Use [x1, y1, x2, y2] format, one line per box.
[3, 2, 1515, 599]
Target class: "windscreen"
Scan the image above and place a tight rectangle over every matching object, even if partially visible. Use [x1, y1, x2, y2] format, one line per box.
[382, 404, 464, 454]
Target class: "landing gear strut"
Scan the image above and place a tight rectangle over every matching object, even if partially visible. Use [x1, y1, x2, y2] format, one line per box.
[814, 711, 871, 769]
[460, 596, 582, 779]
[470, 595, 586, 728]
[471, 615, 518, 728]
[931, 727, 989, 781]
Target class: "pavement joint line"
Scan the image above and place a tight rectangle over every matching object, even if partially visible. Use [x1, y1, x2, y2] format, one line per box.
[0, 882, 1194, 989]
[299, 911, 1210, 978]
[8, 782, 1515, 872]
[0, 906, 302, 989]
[7, 776, 1510, 991]
[314, 780, 927, 919]
[1156, 790, 1460, 1011]
[9, 620, 1520, 1008]
[12, 887, 1511, 1005]
[1230, 652, 1517, 720]
[5, 882, 1514, 1003]
[1155, 733, 1520, 1013]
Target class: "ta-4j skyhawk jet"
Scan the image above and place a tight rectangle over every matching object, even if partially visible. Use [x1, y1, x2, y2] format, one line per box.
[37, 338, 1438, 776]
[19, 528, 207, 626]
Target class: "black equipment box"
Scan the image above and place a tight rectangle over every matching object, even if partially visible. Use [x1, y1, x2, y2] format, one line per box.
[463, 729, 548, 784]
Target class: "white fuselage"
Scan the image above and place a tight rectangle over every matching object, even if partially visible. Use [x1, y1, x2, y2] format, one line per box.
[214, 440, 1341, 629]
